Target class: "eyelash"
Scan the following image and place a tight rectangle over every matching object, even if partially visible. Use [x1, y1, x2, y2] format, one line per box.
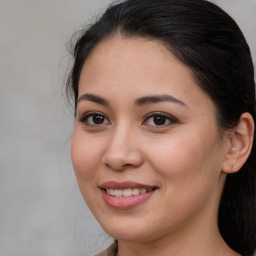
[79, 111, 178, 128]
[79, 112, 111, 126]
[143, 112, 178, 128]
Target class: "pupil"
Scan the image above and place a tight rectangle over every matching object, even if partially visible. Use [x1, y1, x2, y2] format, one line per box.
[93, 115, 104, 124]
[154, 116, 166, 125]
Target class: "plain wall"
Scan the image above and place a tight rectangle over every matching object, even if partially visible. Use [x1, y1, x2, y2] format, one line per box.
[0, 0, 255, 255]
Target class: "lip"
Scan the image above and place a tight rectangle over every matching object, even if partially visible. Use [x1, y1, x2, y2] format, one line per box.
[99, 181, 158, 209]
[100, 181, 156, 190]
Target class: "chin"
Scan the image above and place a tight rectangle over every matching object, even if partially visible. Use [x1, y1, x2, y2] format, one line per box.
[98, 217, 164, 243]
[98, 218, 144, 240]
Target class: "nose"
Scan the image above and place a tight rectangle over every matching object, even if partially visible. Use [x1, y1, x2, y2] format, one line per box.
[102, 125, 143, 171]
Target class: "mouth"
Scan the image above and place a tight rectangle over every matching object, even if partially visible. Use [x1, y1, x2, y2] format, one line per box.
[104, 187, 154, 197]
[99, 181, 158, 209]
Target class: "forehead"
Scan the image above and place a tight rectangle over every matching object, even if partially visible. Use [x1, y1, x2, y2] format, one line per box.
[82, 35, 191, 75]
[78, 35, 213, 110]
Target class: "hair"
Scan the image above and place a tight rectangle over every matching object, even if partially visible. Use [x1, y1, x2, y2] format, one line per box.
[66, 0, 256, 255]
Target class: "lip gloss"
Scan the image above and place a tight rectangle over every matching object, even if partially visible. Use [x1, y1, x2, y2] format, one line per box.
[100, 181, 157, 209]
[101, 189, 155, 209]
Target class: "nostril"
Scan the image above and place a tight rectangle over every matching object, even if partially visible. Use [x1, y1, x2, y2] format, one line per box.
[123, 163, 133, 168]
[102, 146, 143, 171]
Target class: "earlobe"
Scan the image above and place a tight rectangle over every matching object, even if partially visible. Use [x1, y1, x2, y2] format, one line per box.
[222, 112, 254, 174]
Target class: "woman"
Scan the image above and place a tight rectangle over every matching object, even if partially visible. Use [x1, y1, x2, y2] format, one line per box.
[67, 0, 256, 255]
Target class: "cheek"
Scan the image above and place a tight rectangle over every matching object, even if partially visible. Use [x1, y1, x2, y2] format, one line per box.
[146, 134, 223, 225]
[147, 129, 222, 193]
[71, 131, 103, 185]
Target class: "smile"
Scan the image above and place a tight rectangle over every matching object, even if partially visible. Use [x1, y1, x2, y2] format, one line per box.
[105, 188, 153, 197]
[100, 181, 158, 209]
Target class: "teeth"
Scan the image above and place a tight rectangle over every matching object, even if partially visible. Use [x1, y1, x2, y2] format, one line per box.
[132, 188, 140, 196]
[116, 190, 123, 197]
[106, 188, 152, 197]
[123, 188, 132, 197]
[140, 188, 147, 194]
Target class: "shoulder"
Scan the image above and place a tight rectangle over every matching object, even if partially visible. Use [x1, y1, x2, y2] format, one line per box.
[95, 241, 118, 256]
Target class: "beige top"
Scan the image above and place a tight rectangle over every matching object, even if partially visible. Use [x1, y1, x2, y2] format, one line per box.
[95, 241, 118, 256]
[94, 241, 247, 256]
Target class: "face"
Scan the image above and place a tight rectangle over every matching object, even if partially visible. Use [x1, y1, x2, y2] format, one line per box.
[71, 36, 229, 243]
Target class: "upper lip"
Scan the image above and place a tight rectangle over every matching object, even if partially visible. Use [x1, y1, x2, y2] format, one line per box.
[100, 181, 157, 190]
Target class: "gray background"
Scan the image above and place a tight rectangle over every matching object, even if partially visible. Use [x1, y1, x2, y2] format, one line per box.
[0, 0, 255, 255]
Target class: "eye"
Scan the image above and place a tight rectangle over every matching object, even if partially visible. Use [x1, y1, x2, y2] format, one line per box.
[79, 112, 111, 126]
[143, 112, 177, 127]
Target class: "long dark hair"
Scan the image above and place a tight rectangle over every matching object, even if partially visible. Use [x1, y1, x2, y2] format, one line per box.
[66, 0, 256, 254]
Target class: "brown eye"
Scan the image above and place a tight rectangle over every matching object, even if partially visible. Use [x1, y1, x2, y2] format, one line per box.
[80, 112, 110, 126]
[153, 116, 167, 126]
[92, 115, 106, 124]
[143, 112, 177, 127]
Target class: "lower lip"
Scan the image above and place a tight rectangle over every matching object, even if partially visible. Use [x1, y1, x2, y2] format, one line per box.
[101, 189, 156, 209]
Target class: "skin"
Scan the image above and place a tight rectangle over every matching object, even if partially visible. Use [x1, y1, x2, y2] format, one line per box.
[71, 35, 242, 256]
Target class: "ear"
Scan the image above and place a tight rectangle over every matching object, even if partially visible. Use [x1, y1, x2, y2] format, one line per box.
[222, 112, 254, 174]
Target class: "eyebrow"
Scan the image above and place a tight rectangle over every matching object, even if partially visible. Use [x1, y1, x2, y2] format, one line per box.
[77, 93, 110, 106]
[77, 93, 187, 108]
[135, 94, 187, 107]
